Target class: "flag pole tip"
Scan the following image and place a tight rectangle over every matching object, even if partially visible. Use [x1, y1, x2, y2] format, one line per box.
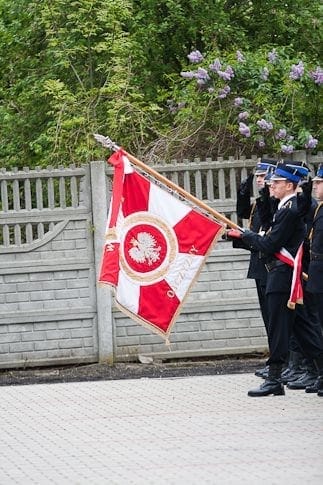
[93, 133, 120, 151]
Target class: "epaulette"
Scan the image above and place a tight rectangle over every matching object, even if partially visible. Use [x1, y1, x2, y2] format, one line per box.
[282, 200, 293, 209]
[309, 202, 323, 241]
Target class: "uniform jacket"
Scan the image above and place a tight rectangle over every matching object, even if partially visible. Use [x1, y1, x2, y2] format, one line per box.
[234, 193, 268, 284]
[241, 195, 306, 294]
[302, 198, 317, 273]
[307, 202, 323, 294]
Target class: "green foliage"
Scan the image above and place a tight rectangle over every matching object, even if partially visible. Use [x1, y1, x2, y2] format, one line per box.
[0, 0, 161, 167]
[222, 1, 321, 57]
[0, 0, 321, 167]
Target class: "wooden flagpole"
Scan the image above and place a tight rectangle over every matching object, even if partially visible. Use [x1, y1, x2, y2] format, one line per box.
[94, 134, 242, 231]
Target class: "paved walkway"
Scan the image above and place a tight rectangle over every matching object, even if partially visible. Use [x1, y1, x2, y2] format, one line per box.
[0, 373, 322, 484]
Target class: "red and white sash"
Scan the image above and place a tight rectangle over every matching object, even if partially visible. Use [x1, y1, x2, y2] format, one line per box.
[274, 244, 304, 309]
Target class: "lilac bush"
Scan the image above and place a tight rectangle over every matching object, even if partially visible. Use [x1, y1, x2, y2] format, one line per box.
[238, 111, 249, 120]
[218, 85, 231, 98]
[310, 67, 323, 85]
[305, 135, 318, 149]
[268, 49, 278, 64]
[173, 46, 321, 155]
[275, 129, 287, 140]
[289, 61, 304, 80]
[234, 97, 244, 106]
[281, 144, 294, 154]
[239, 122, 251, 137]
[187, 50, 203, 63]
[209, 59, 222, 72]
[256, 119, 273, 131]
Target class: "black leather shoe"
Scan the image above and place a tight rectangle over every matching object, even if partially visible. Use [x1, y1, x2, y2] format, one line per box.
[281, 368, 304, 385]
[287, 372, 318, 390]
[305, 378, 320, 393]
[280, 351, 306, 384]
[248, 379, 285, 397]
[307, 377, 323, 395]
[316, 376, 323, 396]
[255, 366, 269, 379]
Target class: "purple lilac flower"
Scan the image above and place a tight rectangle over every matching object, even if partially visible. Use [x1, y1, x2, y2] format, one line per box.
[275, 128, 287, 140]
[196, 67, 210, 81]
[218, 85, 231, 99]
[217, 66, 234, 81]
[261, 67, 269, 80]
[286, 135, 294, 142]
[187, 50, 203, 63]
[310, 66, 323, 85]
[257, 119, 273, 131]
[209, 58, 222, 72]
[197, 78, 207, 86]
[236, 50, 245, 62]
[239, 122, 251, 137]
[289, 61, 304, 80]
[305, 135, 318, 149]
[268, 49, 278, 63]
[217, 70, 231, 81]
[238, 111, 249, 120]
[234, 97, 244, 107]
[208, 87, 215, 93]
[281, 144, 294, 154]
[258, 139, 266, 148]
[180, 71, 196, 79]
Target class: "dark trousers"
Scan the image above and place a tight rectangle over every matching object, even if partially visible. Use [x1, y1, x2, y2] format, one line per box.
[255, 279, 269, 334]
[266, 290, 323, 367]
[314, 293, 323, 332]
[266, 292, 294, 366]
[289, 334, 302, 353]
[294, 291, 323, 358]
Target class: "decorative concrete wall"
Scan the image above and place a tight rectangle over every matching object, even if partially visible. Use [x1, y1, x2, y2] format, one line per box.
[0, 165, 101, 368]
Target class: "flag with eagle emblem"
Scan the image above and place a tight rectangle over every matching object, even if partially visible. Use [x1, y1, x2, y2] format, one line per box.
[99, 149, 224, 340]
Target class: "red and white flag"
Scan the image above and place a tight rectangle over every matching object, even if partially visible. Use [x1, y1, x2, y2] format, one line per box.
[99, 149, 224, 340]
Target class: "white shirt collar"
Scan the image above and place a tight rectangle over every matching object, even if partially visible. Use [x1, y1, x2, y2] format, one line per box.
[278, 194, 296, 210]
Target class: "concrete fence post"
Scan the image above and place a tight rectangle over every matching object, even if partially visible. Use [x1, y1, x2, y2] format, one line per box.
[90, 161, 114, 364]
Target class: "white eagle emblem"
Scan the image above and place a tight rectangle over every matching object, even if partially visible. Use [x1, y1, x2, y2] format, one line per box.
[129, 232, 161, 266]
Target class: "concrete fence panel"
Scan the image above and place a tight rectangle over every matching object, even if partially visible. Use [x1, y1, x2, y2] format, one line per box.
[0, 165, 98, 368]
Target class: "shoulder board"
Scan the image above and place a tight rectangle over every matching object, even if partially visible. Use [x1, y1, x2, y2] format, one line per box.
[282, 200, 293, 209]
[314, 201, 323, 218]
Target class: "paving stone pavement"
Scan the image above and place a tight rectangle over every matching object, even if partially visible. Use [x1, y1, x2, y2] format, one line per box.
[0, 373, 322, 485]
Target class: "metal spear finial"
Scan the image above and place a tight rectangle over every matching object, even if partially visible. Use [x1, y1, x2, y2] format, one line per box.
[93, 133, 120, 151]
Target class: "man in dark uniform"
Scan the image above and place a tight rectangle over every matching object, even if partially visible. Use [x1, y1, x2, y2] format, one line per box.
[228, 162, 323, 397]
[284, 164, 321, 390]
[305, 164, 323, 396]
[234, 159, 277, 378]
